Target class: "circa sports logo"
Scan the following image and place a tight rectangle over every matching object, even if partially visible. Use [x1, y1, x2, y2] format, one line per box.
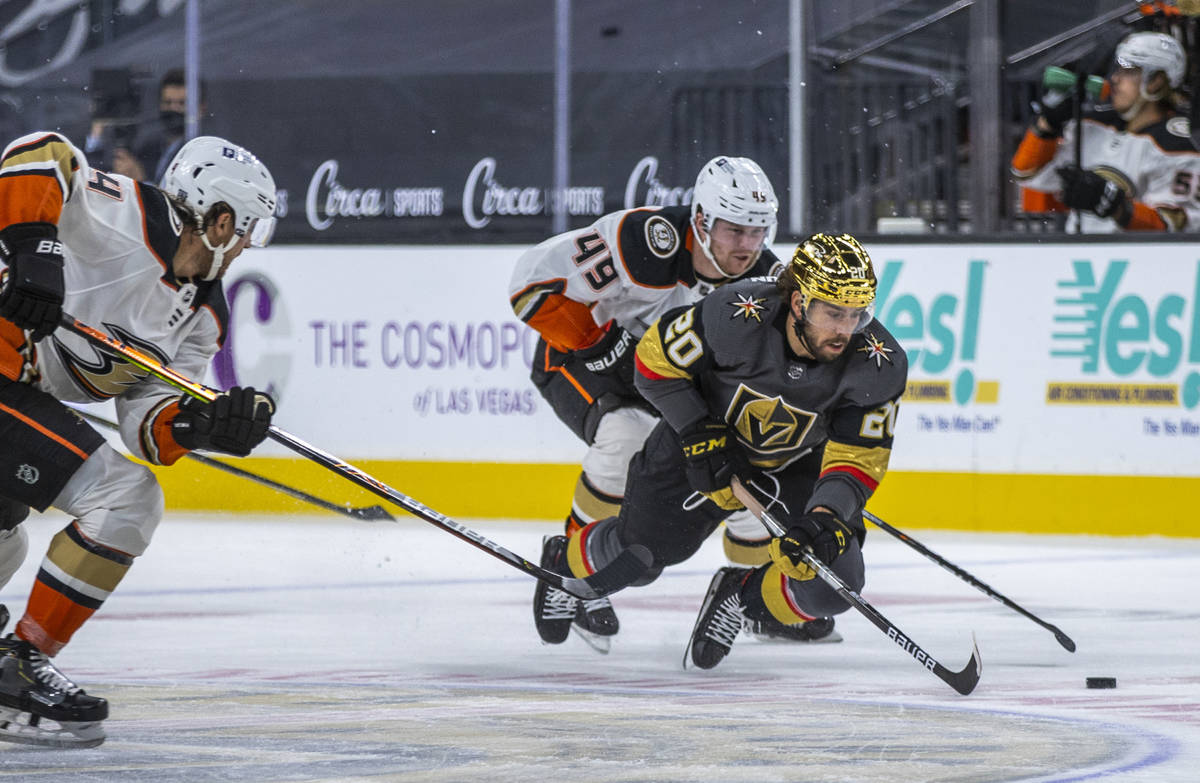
[623, 156, 693, 209]
[305, 159, 444, 231]
[462, 157, 603, 229]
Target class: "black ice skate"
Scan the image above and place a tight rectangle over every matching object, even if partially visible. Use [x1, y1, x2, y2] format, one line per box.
[0, 635, 108, 748]
[533, 535, 578, 644]
[744, 615, 842, 644]
[571, 595, 620, 654]
[685, 567, 750, 670]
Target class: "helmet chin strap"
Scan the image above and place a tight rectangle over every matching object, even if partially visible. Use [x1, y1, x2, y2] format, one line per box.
[199, 231, 239, 282]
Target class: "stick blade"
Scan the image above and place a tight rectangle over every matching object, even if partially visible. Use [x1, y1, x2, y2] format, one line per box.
[347, 505, 397, 521]
[1054, 630, 1077, 653]
[944, 634, 983, 695]
[560, 544, 653, 600]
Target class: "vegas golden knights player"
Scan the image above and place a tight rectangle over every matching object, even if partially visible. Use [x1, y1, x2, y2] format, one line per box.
[533, 233, 907, 668]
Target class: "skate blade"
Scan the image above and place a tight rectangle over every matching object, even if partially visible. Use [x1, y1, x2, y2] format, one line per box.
[570, 623, 612, 655]
[746, 629, 844, 645]
[0, 706, 105, 749]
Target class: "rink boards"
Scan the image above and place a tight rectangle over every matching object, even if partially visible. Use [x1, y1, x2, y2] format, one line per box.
[143, 241, 1200, 536]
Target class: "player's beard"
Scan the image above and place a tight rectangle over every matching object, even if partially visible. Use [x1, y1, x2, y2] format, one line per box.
[793, 319, 849, 363]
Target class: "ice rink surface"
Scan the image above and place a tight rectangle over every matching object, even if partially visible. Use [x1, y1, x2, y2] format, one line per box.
[0, 508, 1196, 782]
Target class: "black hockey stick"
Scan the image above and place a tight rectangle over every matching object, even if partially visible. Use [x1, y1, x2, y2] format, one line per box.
[862, 510, 1076, 652]
[59, 314, 652, 600]
[69, 407, 395, 522]
[732, 479, 981, 695]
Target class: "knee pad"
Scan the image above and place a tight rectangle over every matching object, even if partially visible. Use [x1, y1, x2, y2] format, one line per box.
[0, 525, 28, 588]
[581, 406, 658, 496]
[52, 444, 164, 557]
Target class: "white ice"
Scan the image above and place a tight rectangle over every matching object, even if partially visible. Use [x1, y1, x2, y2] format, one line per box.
[0, 507, 1196, 782]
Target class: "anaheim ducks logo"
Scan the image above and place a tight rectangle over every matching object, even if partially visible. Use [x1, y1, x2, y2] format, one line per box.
[52, 323, 170, 400]
[725, 384, 817, 454]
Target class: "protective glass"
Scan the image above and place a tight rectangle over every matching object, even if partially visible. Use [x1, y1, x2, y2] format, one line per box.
[804, 298, 875, 334]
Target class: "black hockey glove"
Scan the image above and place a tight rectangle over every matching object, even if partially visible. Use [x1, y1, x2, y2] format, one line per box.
[0, 222, 65, 341]
[1033, 86, 1074, 138]
[679, 418, 752, 510]
[172, 386, 275, 457]
[1056, 165, 1130, 223]
[576, 323, 637, 393]
[767, 510, 854, 581]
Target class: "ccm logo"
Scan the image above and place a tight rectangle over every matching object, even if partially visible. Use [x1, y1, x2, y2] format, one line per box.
[35, 240, 64, 255]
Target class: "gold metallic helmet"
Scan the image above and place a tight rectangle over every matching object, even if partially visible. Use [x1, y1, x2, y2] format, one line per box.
[784, 233, 877, 332]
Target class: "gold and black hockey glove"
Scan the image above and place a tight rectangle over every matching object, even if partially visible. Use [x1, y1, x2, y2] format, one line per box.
[678, 418, 752, 510]
[767, 510, 854, 581]
[0, 222, 65, 341]
[173, 386, 275, 457]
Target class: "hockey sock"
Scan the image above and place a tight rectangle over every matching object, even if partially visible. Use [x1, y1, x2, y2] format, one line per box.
[722, 529, 771, 566]
[746, 563, 818, 626]
[16, 521, 133, 655]
[565, 472, 621, 536]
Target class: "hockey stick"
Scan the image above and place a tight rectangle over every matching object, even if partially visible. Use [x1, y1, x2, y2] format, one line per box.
[731, 478, 981, 696]
[862, 510, 1076, 652]
[69, 407, 395, 522]
[59, 313, 652, 600]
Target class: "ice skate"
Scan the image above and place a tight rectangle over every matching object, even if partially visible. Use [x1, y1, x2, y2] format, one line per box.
[571, 595, 619, 654]
[0, 634, 107, 748]
[533, 535, 578, 644]
[744, 615, 842, 644]
[684, 567, 750, 670]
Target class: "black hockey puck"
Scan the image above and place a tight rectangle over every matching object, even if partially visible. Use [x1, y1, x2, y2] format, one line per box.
[1086, 677, 1117, 689]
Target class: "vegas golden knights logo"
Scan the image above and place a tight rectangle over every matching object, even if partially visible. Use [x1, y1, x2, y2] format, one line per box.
[724, 384, 817, 455]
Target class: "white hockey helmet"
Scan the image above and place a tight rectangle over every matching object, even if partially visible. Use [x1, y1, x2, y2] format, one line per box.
[1114, 32, 1186, 101]
[691, 156, 779, 277]
[162, 135, 277, 280]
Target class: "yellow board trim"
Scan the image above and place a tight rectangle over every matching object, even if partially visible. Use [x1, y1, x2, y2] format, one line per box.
[147, 459, 1200, 537]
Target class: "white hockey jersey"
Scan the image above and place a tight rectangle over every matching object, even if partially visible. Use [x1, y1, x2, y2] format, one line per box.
[0, 132, 227, 464]
[508, 205, 780, 352]
[1014, 109, 1200, 232]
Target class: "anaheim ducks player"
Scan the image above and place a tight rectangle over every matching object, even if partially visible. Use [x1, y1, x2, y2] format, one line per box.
[0, 132, 276, 747]
[1012, 31, 1200, 232]
[532, 234, 907, 669]
[512, 157, 831, 651]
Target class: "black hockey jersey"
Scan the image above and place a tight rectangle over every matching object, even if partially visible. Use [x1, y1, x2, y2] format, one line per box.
[634, 277, 908, 523]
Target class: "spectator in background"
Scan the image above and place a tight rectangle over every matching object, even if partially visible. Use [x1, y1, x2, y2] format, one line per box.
[134, 68, 208, 185]
[1011, 31, 1200, 232]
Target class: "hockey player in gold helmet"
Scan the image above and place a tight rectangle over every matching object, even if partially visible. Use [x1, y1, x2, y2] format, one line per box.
[532, 231, 909, 669]
[778, 233, 878, 362]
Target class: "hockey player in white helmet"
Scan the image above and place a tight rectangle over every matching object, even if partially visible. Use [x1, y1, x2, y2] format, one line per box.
[1012, 30, 1200, 232]
[0, 131, 276, 747]
[510, 156, 838, 653]
[691, 156, 779, 278]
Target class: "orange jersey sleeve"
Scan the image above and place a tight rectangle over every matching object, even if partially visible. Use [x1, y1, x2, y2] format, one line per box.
[0, 133, 78, 226]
